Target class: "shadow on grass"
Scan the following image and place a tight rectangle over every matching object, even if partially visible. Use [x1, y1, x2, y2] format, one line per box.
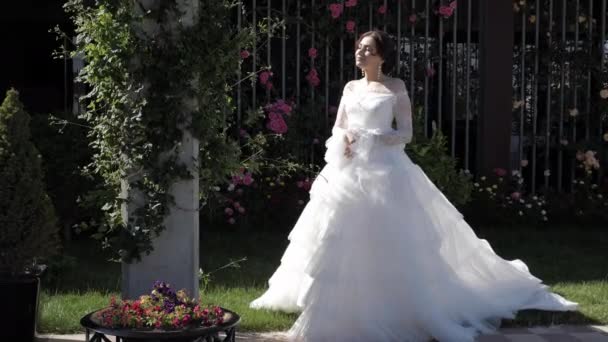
[42, 224, 607, 326]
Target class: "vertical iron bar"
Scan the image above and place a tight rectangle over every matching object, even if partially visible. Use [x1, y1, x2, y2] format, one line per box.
[602, 0, 607, 138]
[424, 0, 430, 136]
[558, 0, 566, 192]
[340, 0, 344, 85]
[296, 0, 301, 109]
[311, 0, 315, 104]
[410, 0, 416, 104]
[326, 39, 330, 135]
[369, 1, 373, 30]
[519, 1, 526, 173]
[438, 0, 444, 130]
[267, 0, 271, 101]
[237, 1, 242, 133]
[545, 0, 554, 189]
[585, 0, 593, 140]
[532, 0, 540, 194]
[282, 0, 286, 99]
[465, 0, 471, 171]
[397, 0, 401, 75]
[451, 3, 457, 157]
[383, 0, 388, 32]
[253, 0, 257, 110]
[571, 0, 580, 190]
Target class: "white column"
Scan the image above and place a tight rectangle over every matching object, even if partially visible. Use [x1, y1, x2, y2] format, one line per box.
[121, 0, 200, 300]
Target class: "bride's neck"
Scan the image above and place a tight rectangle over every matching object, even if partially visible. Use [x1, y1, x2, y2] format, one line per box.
[363, 70, 385, 83]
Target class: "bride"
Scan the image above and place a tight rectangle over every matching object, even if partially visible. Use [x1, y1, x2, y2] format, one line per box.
[249, 30, 578, 342]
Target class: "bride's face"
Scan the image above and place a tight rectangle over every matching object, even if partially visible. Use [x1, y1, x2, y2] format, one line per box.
[355, 36, 383, 73]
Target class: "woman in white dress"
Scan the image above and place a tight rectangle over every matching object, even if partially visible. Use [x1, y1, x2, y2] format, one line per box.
[249, 30, 578, 342]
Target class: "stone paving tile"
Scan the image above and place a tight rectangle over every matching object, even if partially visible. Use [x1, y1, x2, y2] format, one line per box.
[36, 326, 608, 342]
[497, 335, 547, 342]
[571, 333, 608, 342]
[535, 334, 584, 341]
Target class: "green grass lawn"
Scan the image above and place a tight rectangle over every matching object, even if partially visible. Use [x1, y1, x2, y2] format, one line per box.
[38, 225, 608, 334]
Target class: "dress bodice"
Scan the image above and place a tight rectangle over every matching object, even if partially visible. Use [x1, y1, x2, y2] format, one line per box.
[342, 91, 397, 134]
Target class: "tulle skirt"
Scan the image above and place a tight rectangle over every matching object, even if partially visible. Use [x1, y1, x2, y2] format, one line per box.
[249, 131, 578, 342]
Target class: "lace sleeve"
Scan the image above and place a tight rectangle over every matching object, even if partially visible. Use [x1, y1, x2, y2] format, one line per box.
[331, 82, 352, 134]
[324, 82, 354, 167]
[378, 88, 413, 145]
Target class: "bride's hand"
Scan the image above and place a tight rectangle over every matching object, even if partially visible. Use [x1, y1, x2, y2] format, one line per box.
[344, 129, 358, 145]
[344, 145, 354, 159]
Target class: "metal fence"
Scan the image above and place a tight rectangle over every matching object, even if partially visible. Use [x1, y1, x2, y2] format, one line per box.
[235, 0, 607, 194]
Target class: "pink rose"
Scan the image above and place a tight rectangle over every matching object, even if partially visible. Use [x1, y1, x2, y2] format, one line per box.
[346, 20, 356, 33]
[510, 192, 521, 200]
[242, 172, 254, 185]
[378, 5, 387, 14]
[345, 0, 357, 7]
[240, 50, 250, 59]
[438, 5, 454, 18]
[233, 201, 241, 208]
[449, 1, 457, 9]
[329, 3, 343, 18]
[227, 218, 236, 225]
[224, 207, 234, 216]
[306, 68, 321, 87]
[267, 116, 288, 134]
[238, 207, 246, 214]
[259, 71, 271, 85]
[493, 168, 507, 177]
[308, 47, 318, 59]
[268, 112, 283, 122]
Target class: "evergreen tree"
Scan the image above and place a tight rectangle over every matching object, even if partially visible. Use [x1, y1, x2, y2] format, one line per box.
[0, 89, 59, 276]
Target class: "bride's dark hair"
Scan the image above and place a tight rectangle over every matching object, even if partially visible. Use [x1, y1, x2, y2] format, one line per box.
[355, 30, 396, 75]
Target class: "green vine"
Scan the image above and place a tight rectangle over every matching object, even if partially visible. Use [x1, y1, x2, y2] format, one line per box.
[60, 0, 277, 263]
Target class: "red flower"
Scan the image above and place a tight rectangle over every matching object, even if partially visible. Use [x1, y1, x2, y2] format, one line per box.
[329, 3, 343, 18]
[493, 168, 507, 177]
[259, 71, 272, 85]
[449, 1, 457, 9]
[345, 0, 357, 7]
[306, 68, 321, 87]
[267, 115, 288, 134]
[378, 5, 387, 14]
[308, 47, 318, 59]
[240, 50, 250, 59]
[346, 20, 356, 33]
[438, 5, 454, 18]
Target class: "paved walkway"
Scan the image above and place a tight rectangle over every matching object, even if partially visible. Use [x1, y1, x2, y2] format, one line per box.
[36, 325, 608, 342]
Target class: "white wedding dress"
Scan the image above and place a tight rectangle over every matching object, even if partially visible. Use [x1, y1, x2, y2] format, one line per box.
[249, 80, 578, 342]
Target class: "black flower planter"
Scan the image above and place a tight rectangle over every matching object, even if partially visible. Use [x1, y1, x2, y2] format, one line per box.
[0, 275, 40, 342]
[81, 307, 241, 342]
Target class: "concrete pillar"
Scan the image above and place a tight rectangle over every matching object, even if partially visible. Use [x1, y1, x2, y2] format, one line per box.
[121, 0, 200, 300]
